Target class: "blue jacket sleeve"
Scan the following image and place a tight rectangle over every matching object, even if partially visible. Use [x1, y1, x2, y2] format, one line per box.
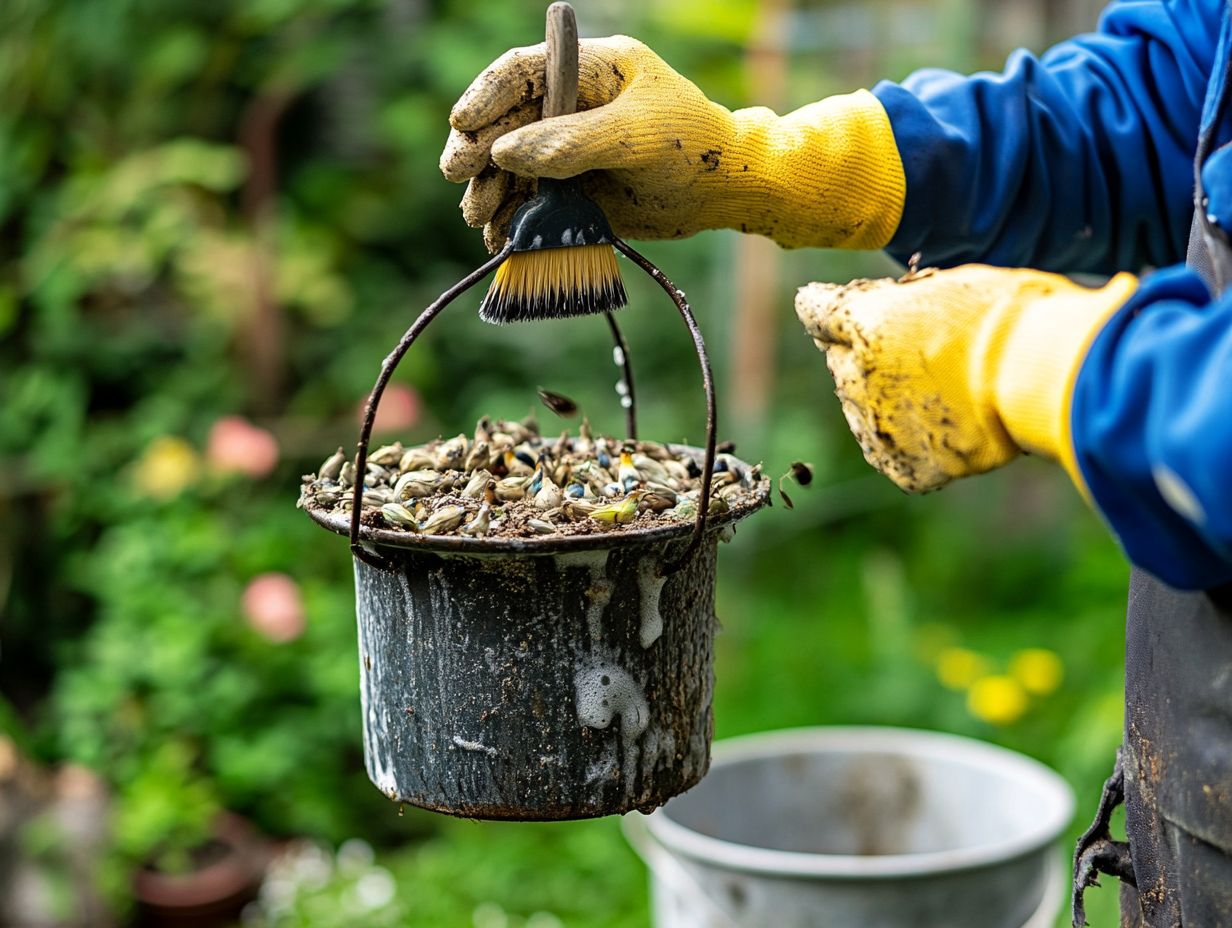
[873, 0, 1220, 274]
[1072, 265, 1232, 590]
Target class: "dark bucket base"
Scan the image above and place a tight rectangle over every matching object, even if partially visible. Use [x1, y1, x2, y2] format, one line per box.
[353, 534, 723, 821]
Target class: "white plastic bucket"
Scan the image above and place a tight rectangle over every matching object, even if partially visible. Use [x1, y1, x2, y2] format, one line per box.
[624, 727, 1075, 928]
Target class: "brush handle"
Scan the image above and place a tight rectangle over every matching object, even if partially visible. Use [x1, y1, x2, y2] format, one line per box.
[543, 2, 579, 119]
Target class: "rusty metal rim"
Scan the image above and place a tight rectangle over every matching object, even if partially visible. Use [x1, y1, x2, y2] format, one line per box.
[378, 784, 702, 821]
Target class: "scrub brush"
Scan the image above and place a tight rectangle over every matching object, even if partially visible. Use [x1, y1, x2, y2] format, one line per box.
[479, 2, 627, 325]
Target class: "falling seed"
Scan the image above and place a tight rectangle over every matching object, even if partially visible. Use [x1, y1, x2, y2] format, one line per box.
[777, 461, 814, 510]
[537, 388, 579, 418]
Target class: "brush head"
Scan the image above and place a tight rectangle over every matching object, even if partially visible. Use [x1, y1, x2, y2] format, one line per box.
[479, 178, 627, 324]
[481, 244, 626, 324]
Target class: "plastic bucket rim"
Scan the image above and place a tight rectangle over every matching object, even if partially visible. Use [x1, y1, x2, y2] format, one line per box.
[635, 725, 1076, 881]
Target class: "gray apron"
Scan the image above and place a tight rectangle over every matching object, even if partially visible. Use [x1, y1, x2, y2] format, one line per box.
[1072, 70, 1232, 926]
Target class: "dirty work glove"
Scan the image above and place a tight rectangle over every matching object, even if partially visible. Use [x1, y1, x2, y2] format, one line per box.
[794, 266, 1139, 493]
[441, 36, 905, 253]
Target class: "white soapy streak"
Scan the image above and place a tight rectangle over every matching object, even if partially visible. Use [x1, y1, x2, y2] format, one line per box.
[451, 735, 498, 756]
[555, 550, 612, 641]
[573, 664, 650, 800]
[637, 557, 666, 648]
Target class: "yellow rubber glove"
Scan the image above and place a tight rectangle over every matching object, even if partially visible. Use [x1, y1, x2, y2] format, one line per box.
[441, 36, 905, 253]
[794, 266, 1139, 493]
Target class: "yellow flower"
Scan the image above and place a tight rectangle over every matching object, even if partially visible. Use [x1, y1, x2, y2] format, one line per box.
[132, 436, 201, 499]
[1010, 648, 1064, 696]
[935, 647, 989, 690]
[967, 675, 1028, 726]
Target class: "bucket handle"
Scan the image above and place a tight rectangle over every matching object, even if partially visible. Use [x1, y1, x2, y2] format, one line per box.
[347, 238, 718, 575]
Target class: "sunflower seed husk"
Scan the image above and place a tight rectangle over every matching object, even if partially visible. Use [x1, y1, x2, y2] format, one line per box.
[369, 443, 404, 467]
[639, 486, 678, 512]
[419, 505, 465, 535]
[533, 473, 563, 510]
[462, 470, 494, 499]
[319, 448, 346, 481]
[435, 435, 468, 470]
[363, 488, 394, 507]
[399, 448, 436, 473]
[395, 470, 443, 500]
[380, 502, 419, 529]
[495, 475, 530, 501]
[302, 415, 768, 539]
[464, 440, 490, 473]
[460, 503, 491, 537]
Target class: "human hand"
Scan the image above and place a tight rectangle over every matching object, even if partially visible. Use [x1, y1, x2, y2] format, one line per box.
[441, 36, 905, 253]
[795, 266, 1138, 492]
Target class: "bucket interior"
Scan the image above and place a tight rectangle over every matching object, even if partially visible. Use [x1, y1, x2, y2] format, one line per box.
[657, 735, 1067, 860]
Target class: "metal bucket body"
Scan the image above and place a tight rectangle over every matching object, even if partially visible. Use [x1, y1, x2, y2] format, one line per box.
[626, 727, 1075, 928]
[352, 531, 722, 820]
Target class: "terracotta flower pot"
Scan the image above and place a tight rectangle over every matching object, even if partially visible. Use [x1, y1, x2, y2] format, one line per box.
[133, 814, 269, 928]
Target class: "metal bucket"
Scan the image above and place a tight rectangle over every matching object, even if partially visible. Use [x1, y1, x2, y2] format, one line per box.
[624, 727, 1075, 927]
[307, 467, 767, 821]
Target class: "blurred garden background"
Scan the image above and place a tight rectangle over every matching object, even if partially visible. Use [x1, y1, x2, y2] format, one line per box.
[1, 0, 1127, 925]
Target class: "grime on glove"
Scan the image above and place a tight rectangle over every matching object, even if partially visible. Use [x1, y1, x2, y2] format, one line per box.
[441, 36, 906, 253]
[795, 265, 1138, 493]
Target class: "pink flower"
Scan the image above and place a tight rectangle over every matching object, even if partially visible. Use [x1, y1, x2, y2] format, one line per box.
[242, 573, 305, 643]
[208, 416, 280, 478]
[359, 383, 420, 435]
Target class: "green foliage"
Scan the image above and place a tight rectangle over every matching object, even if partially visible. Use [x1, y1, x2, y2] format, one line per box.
[252, 823, 644, 928]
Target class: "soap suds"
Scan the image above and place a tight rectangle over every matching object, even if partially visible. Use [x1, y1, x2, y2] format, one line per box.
[574, 663, 650, 797]
[637, 558, 667, 648]
[556, 550, 612, 641]
[451, 735, 497, 756]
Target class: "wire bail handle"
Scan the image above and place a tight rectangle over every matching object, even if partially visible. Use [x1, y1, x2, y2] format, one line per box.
[348, 6, 718, 574]
[346, 237, 717, 575]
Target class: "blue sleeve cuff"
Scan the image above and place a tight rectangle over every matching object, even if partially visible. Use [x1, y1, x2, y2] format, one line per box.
[872, 0, 1218, 273]
[1072, 264, 1232, 590]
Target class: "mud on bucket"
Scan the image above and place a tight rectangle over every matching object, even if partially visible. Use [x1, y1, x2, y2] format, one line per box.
[302, 237, 770, 820]
[308, 479, 765, 820]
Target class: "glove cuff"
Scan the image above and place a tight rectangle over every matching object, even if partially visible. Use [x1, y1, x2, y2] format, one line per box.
[993, 273, 1138, 489]
[714, 90, 906, 249]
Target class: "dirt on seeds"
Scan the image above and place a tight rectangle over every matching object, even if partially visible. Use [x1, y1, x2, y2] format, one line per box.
[299, 416, 769, 542]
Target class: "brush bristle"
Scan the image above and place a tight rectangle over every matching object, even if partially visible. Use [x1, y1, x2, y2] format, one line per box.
[480, 244, 627, 324]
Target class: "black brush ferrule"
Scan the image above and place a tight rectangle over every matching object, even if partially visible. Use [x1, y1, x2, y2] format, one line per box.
[507, 178, 615, 252]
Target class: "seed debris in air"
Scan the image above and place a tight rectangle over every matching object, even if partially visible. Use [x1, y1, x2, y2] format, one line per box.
[537, 388, 579, 418]
[299, 415, 768, 540]
[777, 461, 815, 510]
